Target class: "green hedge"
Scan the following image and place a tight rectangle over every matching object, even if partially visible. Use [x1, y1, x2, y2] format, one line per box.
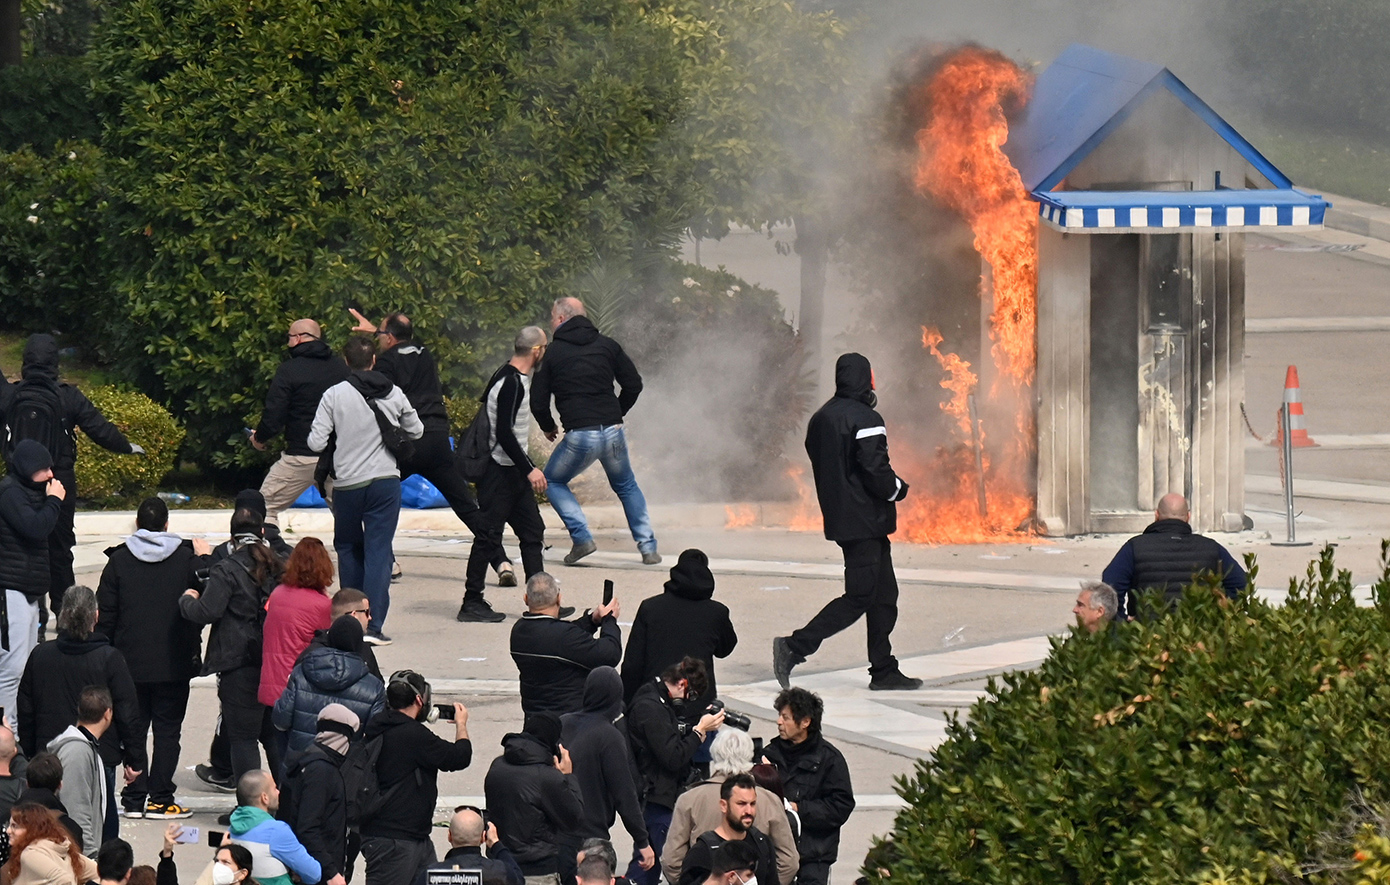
[75, 385, 184, 498]
[879, 546, 1390, 884]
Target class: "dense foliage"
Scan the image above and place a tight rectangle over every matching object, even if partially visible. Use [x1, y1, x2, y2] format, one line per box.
[879, 546, 1390, 884]
[74, 384, 183, 498]
[88, 0, 683, 466]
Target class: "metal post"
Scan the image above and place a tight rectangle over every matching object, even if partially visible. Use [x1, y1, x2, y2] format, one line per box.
[1273, 403, 1311, 547]
[968, 393, 988, 518]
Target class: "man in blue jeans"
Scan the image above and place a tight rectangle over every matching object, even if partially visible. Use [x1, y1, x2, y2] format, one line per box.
[530, 297, 660, 565]
[308, 336, 422, 645]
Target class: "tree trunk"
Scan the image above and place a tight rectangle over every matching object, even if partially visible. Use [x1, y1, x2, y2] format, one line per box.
[794, 212, 827, 391]
[0, 0, 20, 67]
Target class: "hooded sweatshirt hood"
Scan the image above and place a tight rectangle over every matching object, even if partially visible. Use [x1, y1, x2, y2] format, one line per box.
[347, 368, 395, 399]
[664, 548, 715, 601]
[554, 315, 600, 347]
[124, 529, 183, 563]
[834, 353, 874, 404]
[8, 438, 53, 492]
[229, 805, 275, 834]
[501, 731, 558, 766]
[580, 666, 624, 721]
[20, 334, 60, 385]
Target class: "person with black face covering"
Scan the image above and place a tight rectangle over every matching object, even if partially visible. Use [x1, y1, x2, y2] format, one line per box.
[0, 439, 66, 729]
[620, 550, 736, 710]
[0, 334, 141, 632]
[249, 319, 350, 527]
[483, 712, 583, 885]
[773, 353, 921, 692]
[559, 668, 651, 883]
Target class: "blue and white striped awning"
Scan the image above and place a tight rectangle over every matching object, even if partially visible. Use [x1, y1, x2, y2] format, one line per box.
[1034, 188, 1328, 232]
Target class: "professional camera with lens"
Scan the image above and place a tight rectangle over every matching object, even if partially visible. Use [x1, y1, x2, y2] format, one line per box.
[707, 699, 751, 732]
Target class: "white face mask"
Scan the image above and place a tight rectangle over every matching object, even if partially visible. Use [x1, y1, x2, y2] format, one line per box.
[212, 863, 238, 885]
[734, 875, 757, 885]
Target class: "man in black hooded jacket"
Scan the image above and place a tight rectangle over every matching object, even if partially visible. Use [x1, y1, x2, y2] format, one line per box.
[530, 297, 658, 566]
[559, 667, 651, 882]
[0, 439, 64, 732]
[0, 334, 140, 627]
[250, 318, 349, 526]
[620, 549, 737, 709]
[483, 712, 584, 882]
[773, 353, 921, 692]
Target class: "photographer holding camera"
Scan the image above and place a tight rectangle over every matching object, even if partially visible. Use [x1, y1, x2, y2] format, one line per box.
[360, 671, 471, 885]
[625, 657, 723, 885]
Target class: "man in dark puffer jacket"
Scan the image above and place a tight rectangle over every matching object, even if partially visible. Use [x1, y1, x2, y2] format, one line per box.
[1102, 492, 1248, 619]
[0, 439, 64, 731]
[483, 713, 583, 882]
[273, 616, 385, 754]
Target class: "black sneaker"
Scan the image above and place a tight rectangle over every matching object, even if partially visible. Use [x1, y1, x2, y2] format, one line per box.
[563, 541, 597, 565]
[869, 671, 924, 691]
[558, 606, 576, 619]
[121, 803, 145, 819]
[144, 801, 194, 820]
[772, 636, 799, 689]
[217, 811, 232, 826]
[194, 764, 236, 793]
[456, 597, 506, 623]
[364, 630, 393, 646]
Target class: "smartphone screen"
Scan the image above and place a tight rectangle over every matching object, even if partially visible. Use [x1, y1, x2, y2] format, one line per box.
[603, 580, 614, 606]
[434, 703, 455, 721]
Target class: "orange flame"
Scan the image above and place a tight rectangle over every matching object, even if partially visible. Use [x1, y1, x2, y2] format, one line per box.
[892, 46, 1038, 545]
[724, 505, 757, 529]
[785, 465, 823, 533]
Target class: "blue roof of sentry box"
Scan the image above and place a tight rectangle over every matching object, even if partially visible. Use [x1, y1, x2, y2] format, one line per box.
[1003, 44, 1293, 192]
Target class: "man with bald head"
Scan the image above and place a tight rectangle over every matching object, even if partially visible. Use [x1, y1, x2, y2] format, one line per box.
[530, 297, 659, 566]
[413, 806, 524, 885]
[252, 318, 349, 527]
[1101, 493, 1247, 619]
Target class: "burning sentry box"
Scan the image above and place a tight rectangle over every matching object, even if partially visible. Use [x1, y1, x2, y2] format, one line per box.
[1002, 44, 1328, 536]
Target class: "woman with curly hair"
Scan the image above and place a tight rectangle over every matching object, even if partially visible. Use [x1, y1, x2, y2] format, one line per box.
[5, 802, 97, 885]
[258, 538, 335, 709]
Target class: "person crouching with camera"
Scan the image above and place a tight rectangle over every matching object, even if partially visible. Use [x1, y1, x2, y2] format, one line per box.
[360, 671, 471, 885]
[625, 657, 724, 885]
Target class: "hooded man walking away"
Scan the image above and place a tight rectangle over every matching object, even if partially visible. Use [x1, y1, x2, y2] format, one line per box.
[773, 353, 921, 692]
[0, 335, 142, 629]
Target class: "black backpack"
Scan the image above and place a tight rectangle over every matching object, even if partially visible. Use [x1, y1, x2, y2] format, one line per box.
[3, 380, 65, 463]
[345, 376, 415, 463]
[341, 730, 420, 828]
[457, 368, 506, 483]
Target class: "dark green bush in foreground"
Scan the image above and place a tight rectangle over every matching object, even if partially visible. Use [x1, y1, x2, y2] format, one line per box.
[879, 546, 1390, 884]
[75, 385, 184, 499]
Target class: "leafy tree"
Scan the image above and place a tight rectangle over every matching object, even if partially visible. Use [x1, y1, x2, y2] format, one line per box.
[89, 0, 683, 467]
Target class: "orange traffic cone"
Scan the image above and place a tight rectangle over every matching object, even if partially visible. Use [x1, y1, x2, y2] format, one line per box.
[1273, 365, 1318, 448]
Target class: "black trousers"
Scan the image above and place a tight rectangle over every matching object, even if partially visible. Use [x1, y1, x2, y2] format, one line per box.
[217, 665, 281, 779]
[362, 836, 435, 885]
[788, 537, 900, 676]
[398, 430, 507, 567]
[465, 460, 545, 598]
[121, 681, 191, 807]
[796, 861, 832, 885]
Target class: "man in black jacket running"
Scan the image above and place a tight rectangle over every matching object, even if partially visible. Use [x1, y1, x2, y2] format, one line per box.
[530, 297, 658, 566]
[773, 353, 921, 691]
[461, 325, 549, 623]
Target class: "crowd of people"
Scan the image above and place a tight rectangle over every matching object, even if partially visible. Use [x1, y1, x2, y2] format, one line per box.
[0, 297, 1251, 885]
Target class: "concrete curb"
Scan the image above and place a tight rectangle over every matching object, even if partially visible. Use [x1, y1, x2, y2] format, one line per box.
[1323, 191, 1390, 243]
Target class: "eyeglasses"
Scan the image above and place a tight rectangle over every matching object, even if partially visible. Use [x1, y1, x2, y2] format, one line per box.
[454, 804, 485, 816]
[351, 608, 370, 617]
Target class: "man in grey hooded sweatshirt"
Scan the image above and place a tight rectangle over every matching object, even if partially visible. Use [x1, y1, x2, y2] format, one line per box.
[49, 686, 114, 857]
[95, 496, 210, 819]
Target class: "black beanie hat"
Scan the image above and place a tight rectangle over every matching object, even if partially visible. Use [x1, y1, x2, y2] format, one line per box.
[664, 548, 715, 601]
[9, 439, 53, 484]
[327, 614, 364, 654]
[523, 712, 563, 757]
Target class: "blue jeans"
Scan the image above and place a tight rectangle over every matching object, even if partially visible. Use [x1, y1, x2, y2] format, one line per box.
[543, 426, 656, 552]
[333, 478, 402, 633]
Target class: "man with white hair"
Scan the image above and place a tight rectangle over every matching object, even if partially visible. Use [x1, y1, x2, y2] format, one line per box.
[663, 729, 799, 885]
[1101, 493, 1247, 619]
[530, 297, 659, 566]
[413, 806, 524, 885]
[1073, 581, 1118, 634]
